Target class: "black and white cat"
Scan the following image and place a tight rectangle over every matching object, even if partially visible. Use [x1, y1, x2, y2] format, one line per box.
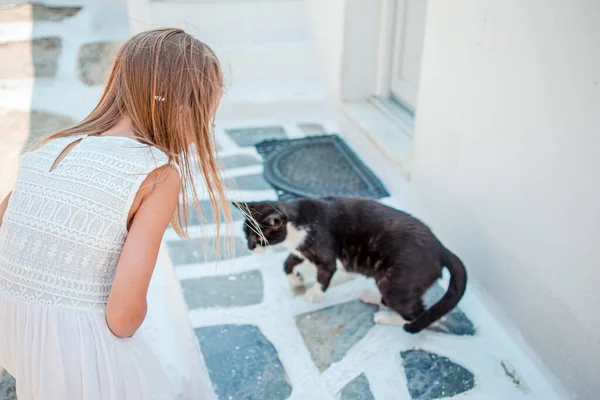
[238, 197, 467, 334]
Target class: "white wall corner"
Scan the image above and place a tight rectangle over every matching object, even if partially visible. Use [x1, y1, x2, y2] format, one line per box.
[339, 0, 383, 101]
[304, 0, 391, 102]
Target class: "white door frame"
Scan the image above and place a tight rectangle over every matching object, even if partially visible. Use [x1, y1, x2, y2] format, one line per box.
[374, 0, 399, 99]
[389, 0, 429, 112]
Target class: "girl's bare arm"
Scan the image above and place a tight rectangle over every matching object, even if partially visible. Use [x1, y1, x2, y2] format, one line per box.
[106, 166, 180, 338]
[0, 192, 12, 228]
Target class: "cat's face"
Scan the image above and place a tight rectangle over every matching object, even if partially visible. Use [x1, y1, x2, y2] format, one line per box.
[239, 202, 288, 253]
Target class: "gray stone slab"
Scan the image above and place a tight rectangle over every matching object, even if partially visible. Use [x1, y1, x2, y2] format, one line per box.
[226, 174, 272, 191]
[195, 324, 292, 400]
[220, 154, 262, 169]
[226, 126, 287, 147]
[166, 236, 251, 265]
[33, 38, 62, 77]
[187, 201, 245, 225]
[501, 361, 530, 394]
[181, 270, 263, 309]
[0, 37, 62, 79]
[423, 284, 476, 336]
[0, 371, 16, 400]
[0, 3, 81, 22]
[297, 123, 326, 136]
[296, 299, 378, 372]
[78, 42, 120, 86]
[401, 349, 475, 400]
[341, 373, 375, 400]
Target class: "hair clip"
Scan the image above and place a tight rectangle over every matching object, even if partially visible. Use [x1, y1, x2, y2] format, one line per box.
[154, 95, 165, 102]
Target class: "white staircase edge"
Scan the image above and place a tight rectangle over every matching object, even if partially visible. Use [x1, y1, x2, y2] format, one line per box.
[149, 0, 308, 46]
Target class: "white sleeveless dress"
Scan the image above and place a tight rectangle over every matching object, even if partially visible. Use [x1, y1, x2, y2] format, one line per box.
[0, 135, 175, 400]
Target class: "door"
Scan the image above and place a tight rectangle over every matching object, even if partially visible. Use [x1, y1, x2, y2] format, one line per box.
[390, 0, 428, 112]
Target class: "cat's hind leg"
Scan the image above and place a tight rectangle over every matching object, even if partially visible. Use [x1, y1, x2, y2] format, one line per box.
[373, 311, 406, 326]
[382, 292, 425, 323]
[362, 289, 410, 325]
[377, 275, 426, 324]
[373, 296, 425, 326]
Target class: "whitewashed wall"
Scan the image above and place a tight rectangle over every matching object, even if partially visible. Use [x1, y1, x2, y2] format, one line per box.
[411, 1, 600, 399]
[305, 0, 598, 398]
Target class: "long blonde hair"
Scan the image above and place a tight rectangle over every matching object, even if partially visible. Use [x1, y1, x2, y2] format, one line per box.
[46, 28, 232, 251]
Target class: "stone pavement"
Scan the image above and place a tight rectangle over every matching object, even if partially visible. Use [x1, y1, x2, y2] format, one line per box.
[163, 122, 562, 400]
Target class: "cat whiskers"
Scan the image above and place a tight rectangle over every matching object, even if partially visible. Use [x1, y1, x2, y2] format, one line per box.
[245, 219, 270, 246]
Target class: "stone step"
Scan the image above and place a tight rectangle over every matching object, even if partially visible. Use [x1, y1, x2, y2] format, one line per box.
[150, 0, 309, 47]
[214, 41, 325, 103]
[149, 0, 324, 102]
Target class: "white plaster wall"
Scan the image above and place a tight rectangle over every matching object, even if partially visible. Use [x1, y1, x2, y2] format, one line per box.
[411, 1, 600, 399]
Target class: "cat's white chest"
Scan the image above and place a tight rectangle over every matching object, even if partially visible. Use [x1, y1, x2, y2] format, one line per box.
[282, 222, 308, 257]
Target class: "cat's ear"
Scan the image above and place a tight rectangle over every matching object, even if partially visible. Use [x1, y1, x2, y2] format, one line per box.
[264, 212, 285, 228]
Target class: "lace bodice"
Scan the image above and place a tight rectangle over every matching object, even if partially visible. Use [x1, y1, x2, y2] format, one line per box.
[0, 135, 170, 313]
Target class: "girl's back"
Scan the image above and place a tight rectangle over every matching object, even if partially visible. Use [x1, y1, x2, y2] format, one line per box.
[0, 135, 168, 312]
[0, 135, 173, 399]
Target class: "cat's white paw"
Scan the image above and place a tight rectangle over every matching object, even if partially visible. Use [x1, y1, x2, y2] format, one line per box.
[287, 271, 305, 287]
[374, 311, 406, 326]
[253, 246, 267, 255]
[360, 290, 382, 306]
[305, 285, 324, 303]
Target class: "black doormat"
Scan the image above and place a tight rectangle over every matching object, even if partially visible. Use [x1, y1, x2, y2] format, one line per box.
[255, 135, 389, 200]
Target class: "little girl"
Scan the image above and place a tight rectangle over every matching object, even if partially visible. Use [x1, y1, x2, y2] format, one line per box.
[0, 28, 232, 399]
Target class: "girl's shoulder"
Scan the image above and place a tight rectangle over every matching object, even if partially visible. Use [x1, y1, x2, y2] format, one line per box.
[40, 134, 171, 173]
[88, 136, 171, 171]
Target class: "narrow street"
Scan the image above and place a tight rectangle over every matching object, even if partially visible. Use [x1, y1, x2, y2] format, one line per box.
[0, 2, 568, 400]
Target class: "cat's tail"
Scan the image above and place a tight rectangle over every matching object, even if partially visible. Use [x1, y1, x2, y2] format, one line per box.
[403, 247, 467, 334]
